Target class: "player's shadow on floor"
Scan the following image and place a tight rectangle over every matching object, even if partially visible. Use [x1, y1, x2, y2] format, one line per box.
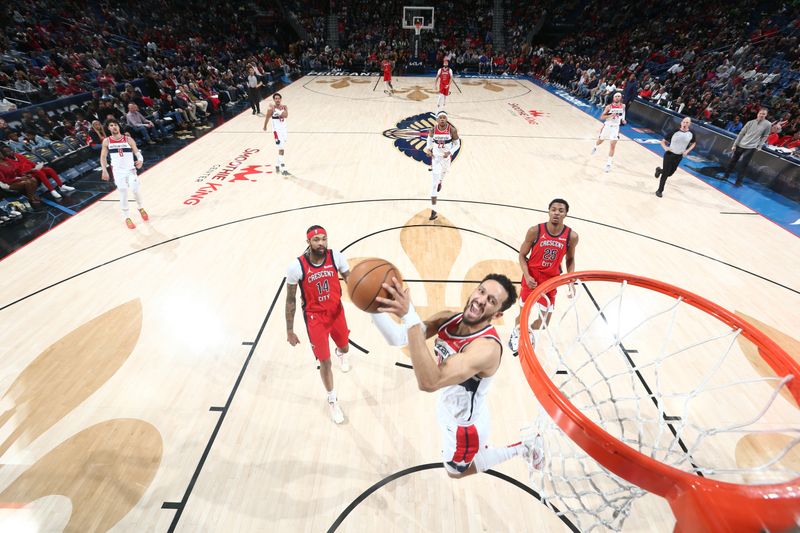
[285, 172, 345, 200]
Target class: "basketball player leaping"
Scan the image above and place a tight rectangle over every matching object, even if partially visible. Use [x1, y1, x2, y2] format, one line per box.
[100, 119, 148, 229]
[372, 273, 544, 477]
[508, 198, 579, 353]
[382, 56, 394, 95]
[424, 111, 460, 221]
[591, 92, 626, 172]
[264, 93, 289, 175]
[285, 225, 352, 424]
[434, 60, 452, 109]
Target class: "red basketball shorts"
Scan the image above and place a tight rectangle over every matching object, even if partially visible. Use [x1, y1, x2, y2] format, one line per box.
[304, 306, 349, 361]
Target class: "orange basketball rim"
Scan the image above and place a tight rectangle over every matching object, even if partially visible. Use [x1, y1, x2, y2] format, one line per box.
[518, 270, 800, 533]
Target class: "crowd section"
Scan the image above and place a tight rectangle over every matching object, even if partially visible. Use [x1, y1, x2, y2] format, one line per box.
[1, 0, 798, 225]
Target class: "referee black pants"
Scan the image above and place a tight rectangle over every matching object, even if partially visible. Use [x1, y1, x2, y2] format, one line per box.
[657, 151, 683, 193]
[247, 86, 261, 114]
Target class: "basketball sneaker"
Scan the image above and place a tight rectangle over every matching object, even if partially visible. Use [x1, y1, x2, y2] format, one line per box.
[429, 210, 438, 221]
[590, 146, 597, 156]
[60, 184, 75, 193]
[521, 432, 545, 472]
[125, 218, 136, 229]
[508, 325, 520, 352]
[282, 167, 289, 176]
[437, 181, 442, 192]
[603, 162, 612, 172]
[329, 401, 344, 424]
[335, 348, 350, 373]
[139, 208, 149, 221]
[50, 189, 62, 199]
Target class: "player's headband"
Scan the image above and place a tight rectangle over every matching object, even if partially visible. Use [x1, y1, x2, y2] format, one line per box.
[307, 227, 327, 240]
[436, 111, 448, 118]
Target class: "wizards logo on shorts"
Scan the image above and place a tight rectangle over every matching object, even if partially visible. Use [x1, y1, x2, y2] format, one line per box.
[382, 112, 462, 166]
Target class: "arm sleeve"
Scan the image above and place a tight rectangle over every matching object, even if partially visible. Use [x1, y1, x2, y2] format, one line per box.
[332, 249, 349, 273]
[286, 260, 303, 284]
[425, 129, 433, 150]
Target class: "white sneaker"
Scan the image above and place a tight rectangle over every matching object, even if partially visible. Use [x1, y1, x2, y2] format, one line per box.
[60, 184, 75, 192]
[522, 432, 545, 472]
[590, 146, 597, 156]
[508, 326, 520, 352]
[50, 190, 62, 199]
[336, 348, 350, 372]
[329, 401, 344, 424]
[603, 162, 612, 172]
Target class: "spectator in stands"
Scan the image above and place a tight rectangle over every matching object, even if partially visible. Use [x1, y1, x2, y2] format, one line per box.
[126, 103, 165, 144]
[14, 71, 41, 101]
[0, 119, 12, 142]
[1, 144, 74, 199]
[159, 95, 190, 132]
[173, 90, 200, 125]
[34, 108, 57, 132]
[721, 107, 772, 187]
[4, 132, 27, 153]
[726, 115, 744, 134]
[0, 152, 41, 207]
[88, 120, 107, 150]
[21, 130, 55, 150]
[622, 73, 638, 114]
[766, 123, 782, 146]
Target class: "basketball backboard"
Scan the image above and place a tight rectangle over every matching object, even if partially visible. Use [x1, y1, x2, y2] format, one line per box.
[402, 6, 434, 30]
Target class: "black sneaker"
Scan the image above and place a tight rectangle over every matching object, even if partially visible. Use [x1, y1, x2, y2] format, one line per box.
[282, 169, 289, 176]
[429, 210, 438, 220]
[655, 167, 662, 179]
[655, 190, 663, 198]
[437, 182, 442, 192]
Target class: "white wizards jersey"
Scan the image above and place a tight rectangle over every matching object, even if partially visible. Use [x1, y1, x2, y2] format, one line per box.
[271, 105, 287, 132]
[431, 123, 453, 159]
[605, 103, 625, 126]
[107, 135, 135, 171]
[434, 313, 502, 424]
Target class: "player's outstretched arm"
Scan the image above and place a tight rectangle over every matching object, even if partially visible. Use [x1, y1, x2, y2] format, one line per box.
[127, 134, 143, 169]
[100, 138, 110, 180]
[285, 283, 300, 345]
[519, 226, 539, 288]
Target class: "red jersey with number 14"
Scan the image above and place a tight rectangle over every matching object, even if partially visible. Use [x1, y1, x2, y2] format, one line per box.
[297, 250, 342, 314]
[526, 223, 572, 281]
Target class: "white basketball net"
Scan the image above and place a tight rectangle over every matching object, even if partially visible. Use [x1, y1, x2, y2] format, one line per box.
[521, 278, 800, 532]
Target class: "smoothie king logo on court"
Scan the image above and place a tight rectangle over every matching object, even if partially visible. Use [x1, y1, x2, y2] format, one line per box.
[382, 112, 462, 166]
[182, 148, 271, 206]
[508, 102, 548, 125]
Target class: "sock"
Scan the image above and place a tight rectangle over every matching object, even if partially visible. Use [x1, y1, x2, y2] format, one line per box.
[607, 156, 613, 165]
[327, 389, 337, 403]
[473, 444, 523, 472]
[278, 155, 285, 167]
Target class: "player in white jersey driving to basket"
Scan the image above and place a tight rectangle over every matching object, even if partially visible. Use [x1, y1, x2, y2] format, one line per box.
[591, 92, 626, 172]
[264, 93, 289, 175]
[424, 111, 460, 221]
[371, 273, 544, 478]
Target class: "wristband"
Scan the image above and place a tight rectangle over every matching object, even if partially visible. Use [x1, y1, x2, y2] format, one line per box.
[135, 152, 144, 162]
[402, 303, 422, 329]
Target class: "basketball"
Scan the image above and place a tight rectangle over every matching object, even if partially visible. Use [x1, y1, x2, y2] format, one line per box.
[347, 258, 404, 313]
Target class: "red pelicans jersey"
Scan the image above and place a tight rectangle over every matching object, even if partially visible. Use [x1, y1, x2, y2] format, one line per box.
[526, 223, 572, 281]
[297, 250, 342, 314]
[382, 60, 392, 80]
[434, 313, 502, 423]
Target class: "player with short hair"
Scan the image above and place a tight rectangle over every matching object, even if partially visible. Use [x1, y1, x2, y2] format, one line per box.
[508, 198, 579, 353]
[591, 92, 626, 172]
[285, 226, 352, 424]
[264, 93, 289, 175]
[372, 273, 543, 477]
[100, 119, 148, 229]
[423, 111, 460, 221]
[382, 57, 394, 94]
[434, 60, 452, 109]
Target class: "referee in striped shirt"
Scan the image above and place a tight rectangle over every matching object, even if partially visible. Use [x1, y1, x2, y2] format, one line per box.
[655, 117, 696, 197]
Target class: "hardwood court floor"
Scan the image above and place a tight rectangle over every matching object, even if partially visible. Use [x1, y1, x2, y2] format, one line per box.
[0, 76, 797, 532]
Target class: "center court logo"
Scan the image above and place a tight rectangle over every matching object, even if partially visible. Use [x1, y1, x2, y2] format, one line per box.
[382, 112, 462, 166]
